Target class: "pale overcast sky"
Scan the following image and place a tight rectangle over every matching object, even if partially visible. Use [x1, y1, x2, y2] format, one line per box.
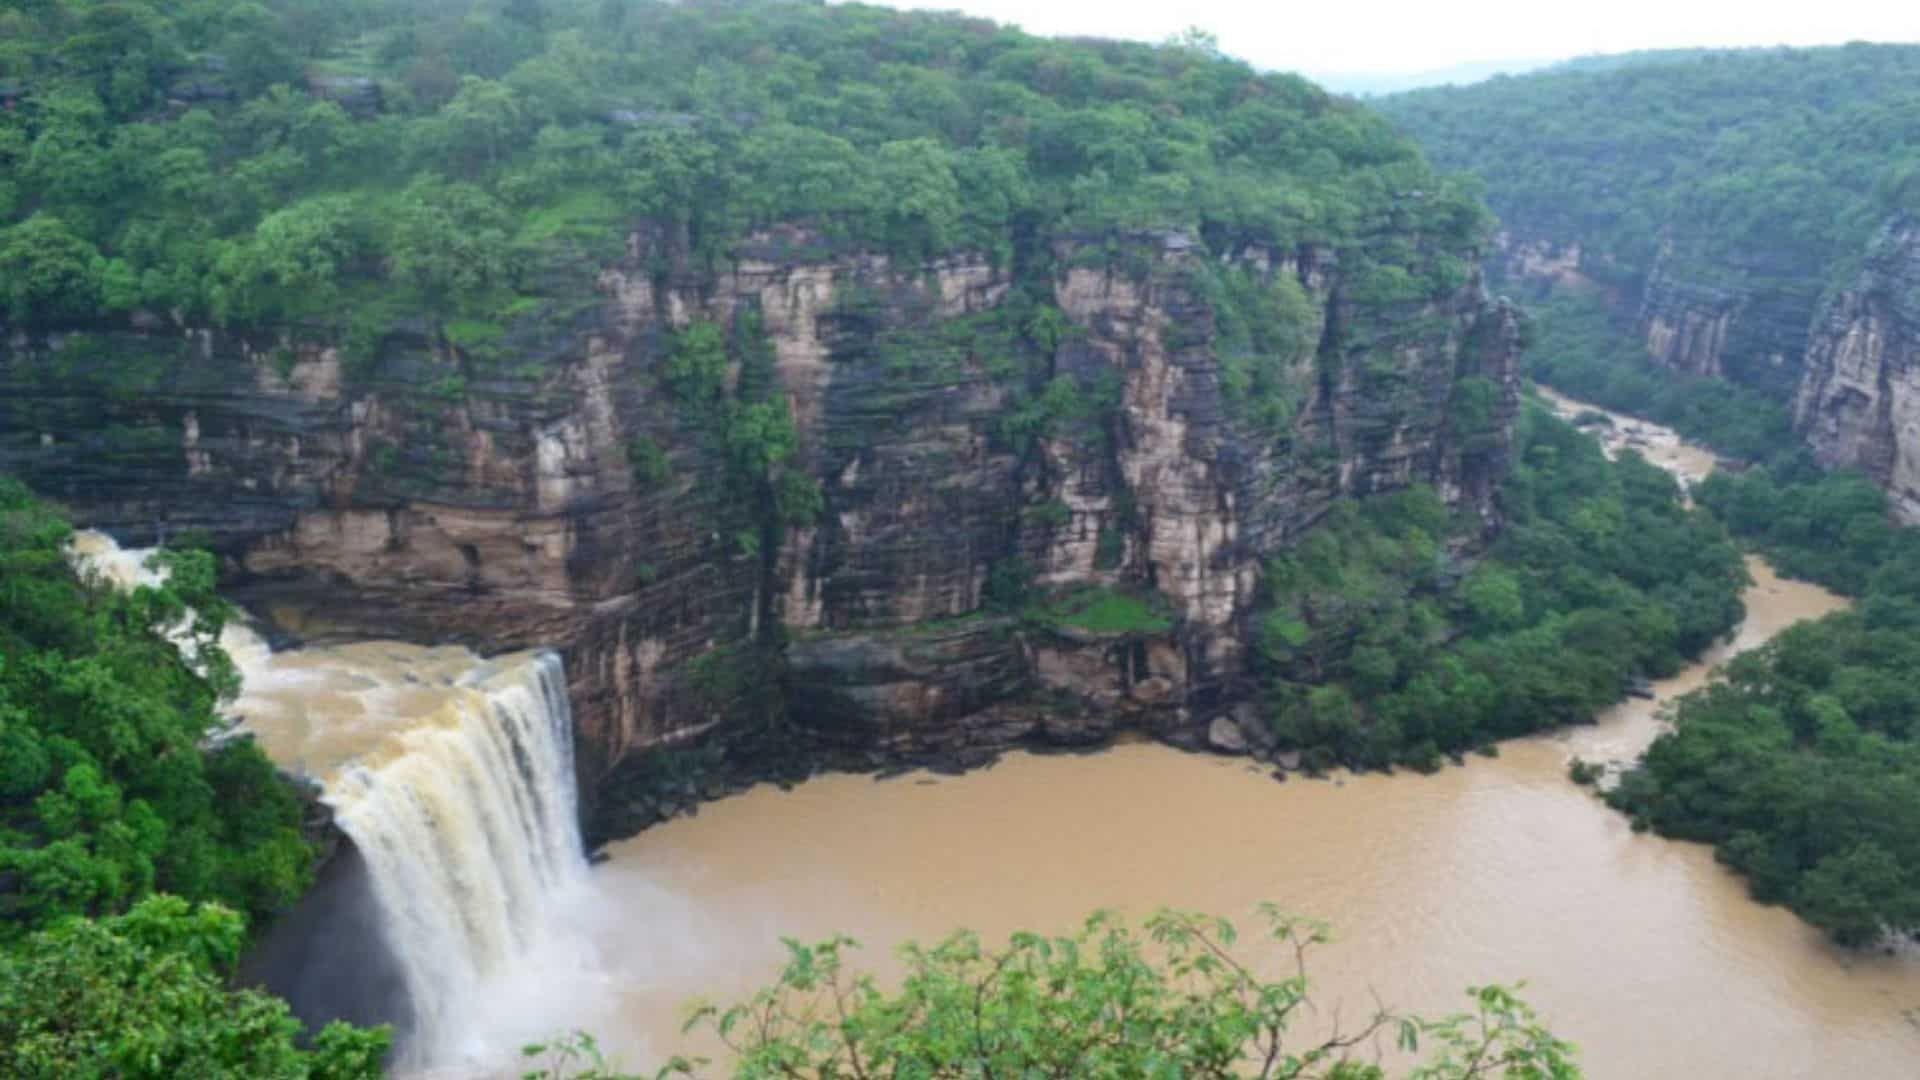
[870, 0, 1919, 76]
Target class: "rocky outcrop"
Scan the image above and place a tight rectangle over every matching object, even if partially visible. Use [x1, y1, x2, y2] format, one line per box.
[1634, 247, 1814, 397]
[0, 222, 1520, 804]
[1490, 232, 1601, 295]
[1491, 228, 1814, 400]
[1793, 218, 1920, 523]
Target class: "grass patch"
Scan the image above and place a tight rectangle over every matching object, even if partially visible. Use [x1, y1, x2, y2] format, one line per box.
[516, 189, 625, 247]
[1035, 588, 1174, 636]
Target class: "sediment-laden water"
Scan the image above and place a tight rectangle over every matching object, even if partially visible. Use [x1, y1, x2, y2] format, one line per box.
[65, 390, 1920, 1078]
[580, 394, 1920, 1078]
[69, 534, 599, 1072]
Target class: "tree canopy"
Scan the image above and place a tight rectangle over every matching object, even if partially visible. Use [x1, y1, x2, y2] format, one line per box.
[0, 894, 386, 1079]
[1607, 466, 1920, 944]
[1381, 44, 1920, 292]
[0, 478, 313, 938]
[1248, 405, 1747, 772]
[0, 0, 1485, 360]
[523, 909, 1578, 1080]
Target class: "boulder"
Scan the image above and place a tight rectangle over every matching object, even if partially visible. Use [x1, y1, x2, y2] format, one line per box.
[307, 75, 383, 116]
[1207, 714, 1249, 754]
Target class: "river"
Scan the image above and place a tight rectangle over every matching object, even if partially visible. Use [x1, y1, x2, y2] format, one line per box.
[572, 390, 1920, 1078]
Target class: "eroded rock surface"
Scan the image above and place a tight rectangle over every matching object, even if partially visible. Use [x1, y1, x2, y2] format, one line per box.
[1794, 218, 1920, 523]
[1, 224, 1520, 805]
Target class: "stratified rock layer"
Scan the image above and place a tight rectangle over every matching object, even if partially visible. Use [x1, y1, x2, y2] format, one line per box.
[1794, 218, 1920, 523]
[0, 224, 1520, 793]
[1490, 229, 1813, 400]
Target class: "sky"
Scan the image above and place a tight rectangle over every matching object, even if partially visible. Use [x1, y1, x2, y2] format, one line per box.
[869, 0, 1920, 78]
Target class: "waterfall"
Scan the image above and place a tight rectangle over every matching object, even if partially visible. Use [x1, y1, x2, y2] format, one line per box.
[318, 652, 593, 1066]
[67, 532, 601, 1071]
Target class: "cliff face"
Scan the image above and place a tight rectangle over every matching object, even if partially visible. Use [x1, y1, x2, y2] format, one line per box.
[1634, 247, 1814, 397]
[0, 225, 1519, 787]
[1490, 229, 1813, 398]
[1794, 218, 1920, 523]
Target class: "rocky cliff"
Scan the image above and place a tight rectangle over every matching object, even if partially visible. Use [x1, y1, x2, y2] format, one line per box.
[1490, 229, 1813, 399]
[1794, 218, 1920, 524]
[1634, 249, 1815, 399]
[0, 224, 1520, 802]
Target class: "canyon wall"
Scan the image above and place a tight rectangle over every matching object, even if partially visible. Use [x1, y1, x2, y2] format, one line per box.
[0, 224, 1519, 793]
[1491, 230, 1814, 398]
[1493, 216, 1920, 526]
[1794, 218, 1920, 524]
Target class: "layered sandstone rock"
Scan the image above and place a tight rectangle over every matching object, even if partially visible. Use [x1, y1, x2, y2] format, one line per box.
[0, 223, 1521, 795]
[1794, 218, 1920, 523]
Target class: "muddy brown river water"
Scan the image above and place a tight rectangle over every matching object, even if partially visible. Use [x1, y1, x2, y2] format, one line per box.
[566, 393, 1920, 1077]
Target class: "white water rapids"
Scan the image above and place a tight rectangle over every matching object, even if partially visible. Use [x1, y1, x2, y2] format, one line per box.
[67, 531, 602, 1072]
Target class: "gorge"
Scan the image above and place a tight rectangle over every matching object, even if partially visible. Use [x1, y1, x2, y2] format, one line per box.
[1381, 44, 1920, 517]
[6, 2, 1920, 1076]
[64, 396, 1920, 1079]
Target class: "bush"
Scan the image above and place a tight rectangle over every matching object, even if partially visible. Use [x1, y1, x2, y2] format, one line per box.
[635, 910, 1578, 1080]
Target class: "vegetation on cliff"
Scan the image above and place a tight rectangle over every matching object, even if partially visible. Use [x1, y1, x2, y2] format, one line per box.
[1251, 405, 1747, 771]
[525, 910, 1577, 1079]
[0, 480, 390, 1073]
[1380, 43, 1920, 292]
[1608, 467, 1920, 945]
[0, 479, 310, 936]
[0, 895, 387, 1078]
[0, 0, 1484, 360]
[1522, 290, 1799, 464]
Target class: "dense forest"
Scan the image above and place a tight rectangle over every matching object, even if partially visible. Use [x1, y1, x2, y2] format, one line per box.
[1611, 467, 1920, 944]
[0, 480, 389, 1076]
[1521, 289, 1801, 464]
[1381, 44, 1920, 293]
[0, 0, 1485, 365]
[1250, 403, 1747, 771]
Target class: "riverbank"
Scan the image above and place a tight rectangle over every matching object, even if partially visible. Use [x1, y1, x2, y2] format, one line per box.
[567, 393, 1920, 1078]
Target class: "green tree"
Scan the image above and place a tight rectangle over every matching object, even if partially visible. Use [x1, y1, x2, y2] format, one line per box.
[383, 178, 513, 313]
[1792, 844, 1910, 948]
[434, 76, 526, 175]
[214, 195, 364, 321]
[870, 137, 963, 257]
[1462, 566, 1525, 632]
[0, 895, 388, 1079]
[0, 213, 100, 324]
[597, 909, 1577, 1079]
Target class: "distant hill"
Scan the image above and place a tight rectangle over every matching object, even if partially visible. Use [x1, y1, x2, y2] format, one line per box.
[1379, 40, 1920, 446]
[1308, 58, 1554, 96]
[1380, 41, 1920, 287]
[1543, 46, 1778, 73]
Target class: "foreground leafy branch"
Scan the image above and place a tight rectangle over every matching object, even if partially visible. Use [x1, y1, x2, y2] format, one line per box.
[524, 909, 1577, 1080]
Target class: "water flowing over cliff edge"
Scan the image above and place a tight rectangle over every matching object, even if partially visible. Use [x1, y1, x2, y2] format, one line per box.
[6, 224, 1522, 794]
[69, 533, 604, 1072]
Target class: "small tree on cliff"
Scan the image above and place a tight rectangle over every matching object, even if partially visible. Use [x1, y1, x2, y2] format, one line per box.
[523, 908, 1579, 1079]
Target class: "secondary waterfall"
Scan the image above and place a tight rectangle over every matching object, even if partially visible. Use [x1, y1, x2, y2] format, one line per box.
[68, 532, 599, 1071]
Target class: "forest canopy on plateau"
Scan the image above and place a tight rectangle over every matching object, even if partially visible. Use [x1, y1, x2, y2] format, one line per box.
[0, 0, 1485, 361]
[1379, 44, 1920, 292]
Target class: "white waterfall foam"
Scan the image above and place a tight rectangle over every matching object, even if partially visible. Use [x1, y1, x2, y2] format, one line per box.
[320, 652, 595, 1067]
[66, 531, 605, 1072]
